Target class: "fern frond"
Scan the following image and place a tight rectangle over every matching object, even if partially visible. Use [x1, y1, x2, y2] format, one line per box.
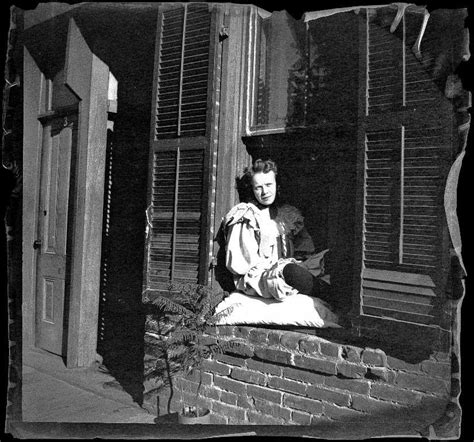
[152, 296, 194, 317]
[208, 305, 234, 324]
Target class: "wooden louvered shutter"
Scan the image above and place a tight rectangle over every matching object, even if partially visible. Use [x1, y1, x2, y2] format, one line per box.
[359, 6, 454, 328]
[362, 126, 451, 325]
[145, 3, 218, 293]
[154, 4, 212, 138]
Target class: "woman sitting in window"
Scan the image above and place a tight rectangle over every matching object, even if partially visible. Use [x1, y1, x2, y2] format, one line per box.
[223, 159, 329, 302]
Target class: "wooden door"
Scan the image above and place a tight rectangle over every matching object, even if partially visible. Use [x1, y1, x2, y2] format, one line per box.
[35, 110, 77, 355]
[23, 17, 110, 366]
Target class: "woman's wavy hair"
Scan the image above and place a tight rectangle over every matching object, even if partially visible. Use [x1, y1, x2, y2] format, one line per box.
[236, 159, 278, 203]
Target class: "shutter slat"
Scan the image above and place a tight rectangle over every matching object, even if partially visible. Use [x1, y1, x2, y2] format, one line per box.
[363, 296, 434, 316]
[147, 146, 206, 291]
[362, 306, 435, 324]
[155, 5, 211, 139]
[363, 267, 435, 287]
[365, 232, 391, 243]
[360, 7, 454, 327]
[363, 288, 433, 305]
[368, 13, 401, 114]
[362, 278, 436, 297]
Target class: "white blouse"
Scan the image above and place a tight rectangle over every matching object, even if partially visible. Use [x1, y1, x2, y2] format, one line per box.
[223, 202, 315, 300]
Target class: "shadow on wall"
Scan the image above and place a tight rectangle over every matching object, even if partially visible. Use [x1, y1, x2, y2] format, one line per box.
[76, 6, 158, 406]
[96, 108, 149, 406]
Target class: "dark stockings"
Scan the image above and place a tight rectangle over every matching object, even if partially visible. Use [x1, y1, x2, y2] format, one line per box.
[282, 263, 313, 295]
[282, 263, 332, 304]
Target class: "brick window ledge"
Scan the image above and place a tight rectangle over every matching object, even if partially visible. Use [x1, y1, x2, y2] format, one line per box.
[144, 323, 453, 426]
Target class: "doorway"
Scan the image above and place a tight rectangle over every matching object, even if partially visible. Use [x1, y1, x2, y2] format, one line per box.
[35, 106, 78, 357]
[23, 17, 111, 367]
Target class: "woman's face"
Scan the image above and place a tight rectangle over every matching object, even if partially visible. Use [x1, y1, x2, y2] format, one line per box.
[252, 171, 277, 206]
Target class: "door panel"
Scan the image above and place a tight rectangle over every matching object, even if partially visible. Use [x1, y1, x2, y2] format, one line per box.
[35, 114, 77, 355]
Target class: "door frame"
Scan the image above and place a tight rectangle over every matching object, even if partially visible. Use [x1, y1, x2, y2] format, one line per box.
[23, 18, 110, 367]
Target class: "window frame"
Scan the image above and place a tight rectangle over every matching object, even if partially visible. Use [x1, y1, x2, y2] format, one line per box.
[237, 6, 457, 351]
[244, 7, 315, 136]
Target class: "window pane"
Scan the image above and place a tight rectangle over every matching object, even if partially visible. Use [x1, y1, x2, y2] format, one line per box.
[252, 11, 307, 130]
[306, 12, 359, 125]
[252, 11, 360, 131]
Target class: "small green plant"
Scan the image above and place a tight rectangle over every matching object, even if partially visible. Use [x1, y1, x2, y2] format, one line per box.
[144, 283, 236, 418]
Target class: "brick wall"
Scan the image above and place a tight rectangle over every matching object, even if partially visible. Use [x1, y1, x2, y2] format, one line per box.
[144, 326, 452, 427]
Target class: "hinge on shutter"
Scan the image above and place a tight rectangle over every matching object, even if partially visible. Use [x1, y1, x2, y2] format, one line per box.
[219, 26, 229, 42]
[209, 256, 218, 269]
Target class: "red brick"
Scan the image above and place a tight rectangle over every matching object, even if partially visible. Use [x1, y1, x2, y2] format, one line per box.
[204, 325, 217, 336]
[306, 385, 351, 407]
[267, 376, 307, 396]
[370, 383, 422, 404]
[201, 334, 218, 346]
[431, 351, 450, 363]
[228, 416, 247, 425]
[451, 378, 460, 397]
[228, 341, 255, 358]
[324, 376, 370, 395]
[268, 331, 281, 345]
[280, 332, 302, 350]
[230, 367, 266, 385]
[395, 372, 449, 395]
[419, 395, 451, 418]
[253, 398, 292, 421]
[209, 413, 228, 424]
[351, 394, 400, 413]
[201, 359, 231, 376]
[299, 338, 320, 354]
[283, 367, 325, 385]
[254, 347, 292, 365]
[336, 362, 367, 379]
[420, 360, 451, 380]
[196, 396, 213, 411]
[283, 393, 323, 415]
[201, 385, 220, 401]
[214, 375, 247, 395]
[248, 384, 282, 404]
[247, 358, 282, 376]
[342, 346, 362, 363]
[201, 371, 213, 385]
[386, 356, 421, 372]
[234, 326, 250, 339]
[174, 378, 199, 394]
[237, 395, 254, 409]
[323, 403, 365, 421]
[182, 370, 212, 385]
[293, 355, 337, 375]
[310, 415, 333, 425]
[220, 390, 238, 406]
[216, 325, 235, 337]
[212, 401, 246, 421]
[291, 410, 312, 425]
[362, 349, 387, 367]
[367, 367, 395, 383]
[247, 411, 285, 425]
[216, 353, 246, 367]
[180, 390, 206, 409]
[320, 341, 341, 359]
[248, 328, 268, 344]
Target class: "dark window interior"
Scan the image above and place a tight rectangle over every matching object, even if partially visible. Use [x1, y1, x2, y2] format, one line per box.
[242, 130, 358, 317]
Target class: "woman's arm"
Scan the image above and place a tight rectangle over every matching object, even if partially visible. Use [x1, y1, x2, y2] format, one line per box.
[225, 222, 259, 276]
